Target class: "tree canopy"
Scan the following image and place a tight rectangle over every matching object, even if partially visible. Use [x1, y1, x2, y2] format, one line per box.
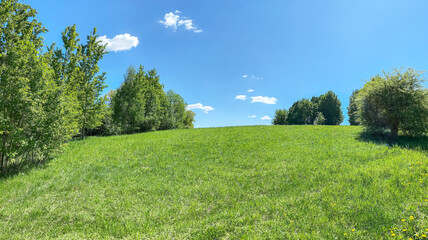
[356, 68, 428, 138]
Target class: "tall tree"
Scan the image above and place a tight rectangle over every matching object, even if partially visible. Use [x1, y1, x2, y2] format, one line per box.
[0, 0, 68, 171]
[159, 90, 187, 130]
[347, 89, 360, 126]
[52, 25, 108, 139]
[78, 28, 108, 139]
[112, 66, 166, 133]
[317, 91, 344, 125]
[287, 99, 314, 125]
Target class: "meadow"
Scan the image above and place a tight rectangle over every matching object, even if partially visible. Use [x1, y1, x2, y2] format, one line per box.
[0, 126, 427, 239]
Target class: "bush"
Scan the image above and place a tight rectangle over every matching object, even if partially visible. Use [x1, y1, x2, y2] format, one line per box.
[272, 109, 288, 125]
[357, 68, 428, 138]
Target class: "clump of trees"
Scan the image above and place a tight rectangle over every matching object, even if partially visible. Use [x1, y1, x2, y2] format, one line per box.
[0, 0, 194, 172]
[108, 66, 194, 135]
[273, 91, 344, 126]
[349, 68, 428, 138]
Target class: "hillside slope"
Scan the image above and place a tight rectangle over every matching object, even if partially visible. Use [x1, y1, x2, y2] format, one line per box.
[0, 126, 427, 239]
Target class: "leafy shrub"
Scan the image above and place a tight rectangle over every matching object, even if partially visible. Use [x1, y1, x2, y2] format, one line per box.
[357, 68, 428, 138]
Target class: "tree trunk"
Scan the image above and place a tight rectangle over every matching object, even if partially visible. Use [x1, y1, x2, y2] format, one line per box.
[81, 126, 85, 140]
[0, 152, 3, 173]
[391, 122, 399, 139]
[1, 133, 6, 172]
[81, 113, 86, 140]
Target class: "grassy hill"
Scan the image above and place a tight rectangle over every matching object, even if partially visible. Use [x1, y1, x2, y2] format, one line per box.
[0, 126, 427, 239]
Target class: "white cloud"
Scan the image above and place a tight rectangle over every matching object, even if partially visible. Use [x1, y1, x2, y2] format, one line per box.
[159, 12, 180, 30]
[261, 115, 271, 120]
[248, 115, 256, 118]
[250, 96, 277, 104]
[97, 34, 139, 52]
[242, 75, 262, 80]
[235, 95, 247, 101]
[247, 89, 254, 92]
[186, 103, 214, 113]
[160, 11, 202, 33]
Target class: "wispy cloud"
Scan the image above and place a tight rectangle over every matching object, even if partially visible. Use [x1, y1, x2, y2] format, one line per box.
[235, 95, 247, 101]
[261, 115, 271, 120]
[247, 89, 254, 93]
[97, 34, 139, 52]
[250, 96, 277, 104]
[186, 103, 214, 113]
[243, 75, 262, 80]
[160, 11, 202, 33]
[248, 115, 257, 118]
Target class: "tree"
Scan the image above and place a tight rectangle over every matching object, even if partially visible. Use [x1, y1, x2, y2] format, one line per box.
[52, 25, 108, 139]
[183, 110, 196, 129]
[347, 89, 360, 126]
[287, 99, 314, 125]
[317, 91, 344, 125]
[111, 66, 167, 133]
[0, 0, 70, 171]
[272, 109, 287, 125]
[357, 68, 428, 138]
[159, 90, 187, 130]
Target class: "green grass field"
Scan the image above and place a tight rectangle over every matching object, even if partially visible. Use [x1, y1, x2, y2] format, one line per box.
[0, 126, 427, 239]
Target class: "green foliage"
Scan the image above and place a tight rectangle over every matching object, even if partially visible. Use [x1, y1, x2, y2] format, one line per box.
[287, 99, 314, 124]
[272, 109, 288, 125]
[1, 126, 427, 239]
[52, 25, 108, 139]
[316, 91, 344, 125]
[111, 66, 190, 134]
[0, 0, 67, 171]
[184, 110, 196, 129]
[159, 90, 187, 130]
[313, 112, 326, 125]
[285, 91, 343, 125]
[357, 68, 428, 137]
[347, 89, 360, 126]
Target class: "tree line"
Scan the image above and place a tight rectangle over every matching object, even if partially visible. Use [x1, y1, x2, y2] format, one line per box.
[273, 68, 428, 138]
[272, 91, 344, 126]
[0, 0, 194, 172]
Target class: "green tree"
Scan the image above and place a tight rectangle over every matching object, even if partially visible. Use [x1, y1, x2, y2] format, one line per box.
[160, 90, 187, 130]
[111, 66, 167, 133]
[272, 109, 288, 125]
[0, 0, 69, 171]
[313, 112, 326, 125]
[317, 91, 344, 125]
[347, 89, 360, 126]
[287, 99, 314, 125]
[183, 110, 196, 129]
[357, 68, 428, 138]
[52, 25, 108, 139]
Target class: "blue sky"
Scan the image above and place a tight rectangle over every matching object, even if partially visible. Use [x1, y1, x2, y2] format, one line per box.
[28, 0, 428, 127]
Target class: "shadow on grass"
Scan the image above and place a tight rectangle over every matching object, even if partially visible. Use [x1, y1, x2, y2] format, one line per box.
[0, 137, 88, 180]
[0, 160, 50, 181]
[356, 131, 428, 154]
